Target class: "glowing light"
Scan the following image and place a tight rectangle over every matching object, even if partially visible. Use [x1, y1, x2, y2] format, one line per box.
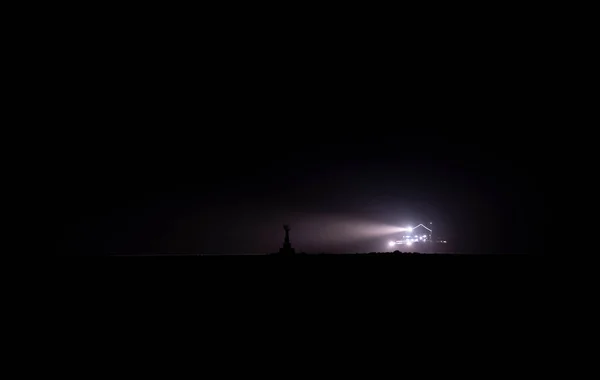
[406, 241, 413, 246]
[389, 241, 396, 247]
[407, 227, 413, 232]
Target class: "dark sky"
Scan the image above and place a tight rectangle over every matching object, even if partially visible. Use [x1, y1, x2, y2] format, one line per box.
[47, 27, 543, 255]
[53, 122, 539, 254]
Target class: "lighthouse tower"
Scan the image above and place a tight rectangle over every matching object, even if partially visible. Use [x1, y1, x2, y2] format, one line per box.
[278, 225, 296, 254]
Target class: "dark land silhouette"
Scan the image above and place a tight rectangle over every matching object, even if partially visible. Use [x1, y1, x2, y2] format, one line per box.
[106, 225, 469, 255]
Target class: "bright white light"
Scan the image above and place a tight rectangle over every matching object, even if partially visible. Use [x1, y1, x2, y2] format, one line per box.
[406, 241, 413, 246]
[407, 227, 413, 232]
[389, 241, 396, 247]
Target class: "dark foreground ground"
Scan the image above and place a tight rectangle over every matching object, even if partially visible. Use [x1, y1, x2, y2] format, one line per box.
[110, 251, 470, 256]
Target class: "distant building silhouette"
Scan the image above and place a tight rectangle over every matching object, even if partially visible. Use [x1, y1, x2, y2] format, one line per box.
[278, 224, 296, 254]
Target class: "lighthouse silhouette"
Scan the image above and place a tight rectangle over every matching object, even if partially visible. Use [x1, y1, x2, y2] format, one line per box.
[278, 225, 296, 254]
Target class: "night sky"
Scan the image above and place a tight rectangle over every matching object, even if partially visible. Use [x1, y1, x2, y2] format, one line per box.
[53, 122, 539, 254]
[47, 25, 543, 255]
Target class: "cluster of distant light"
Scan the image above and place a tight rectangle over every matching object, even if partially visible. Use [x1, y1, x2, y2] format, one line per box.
[389, 234, 428, 247]
[388, 224, 440, 248]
